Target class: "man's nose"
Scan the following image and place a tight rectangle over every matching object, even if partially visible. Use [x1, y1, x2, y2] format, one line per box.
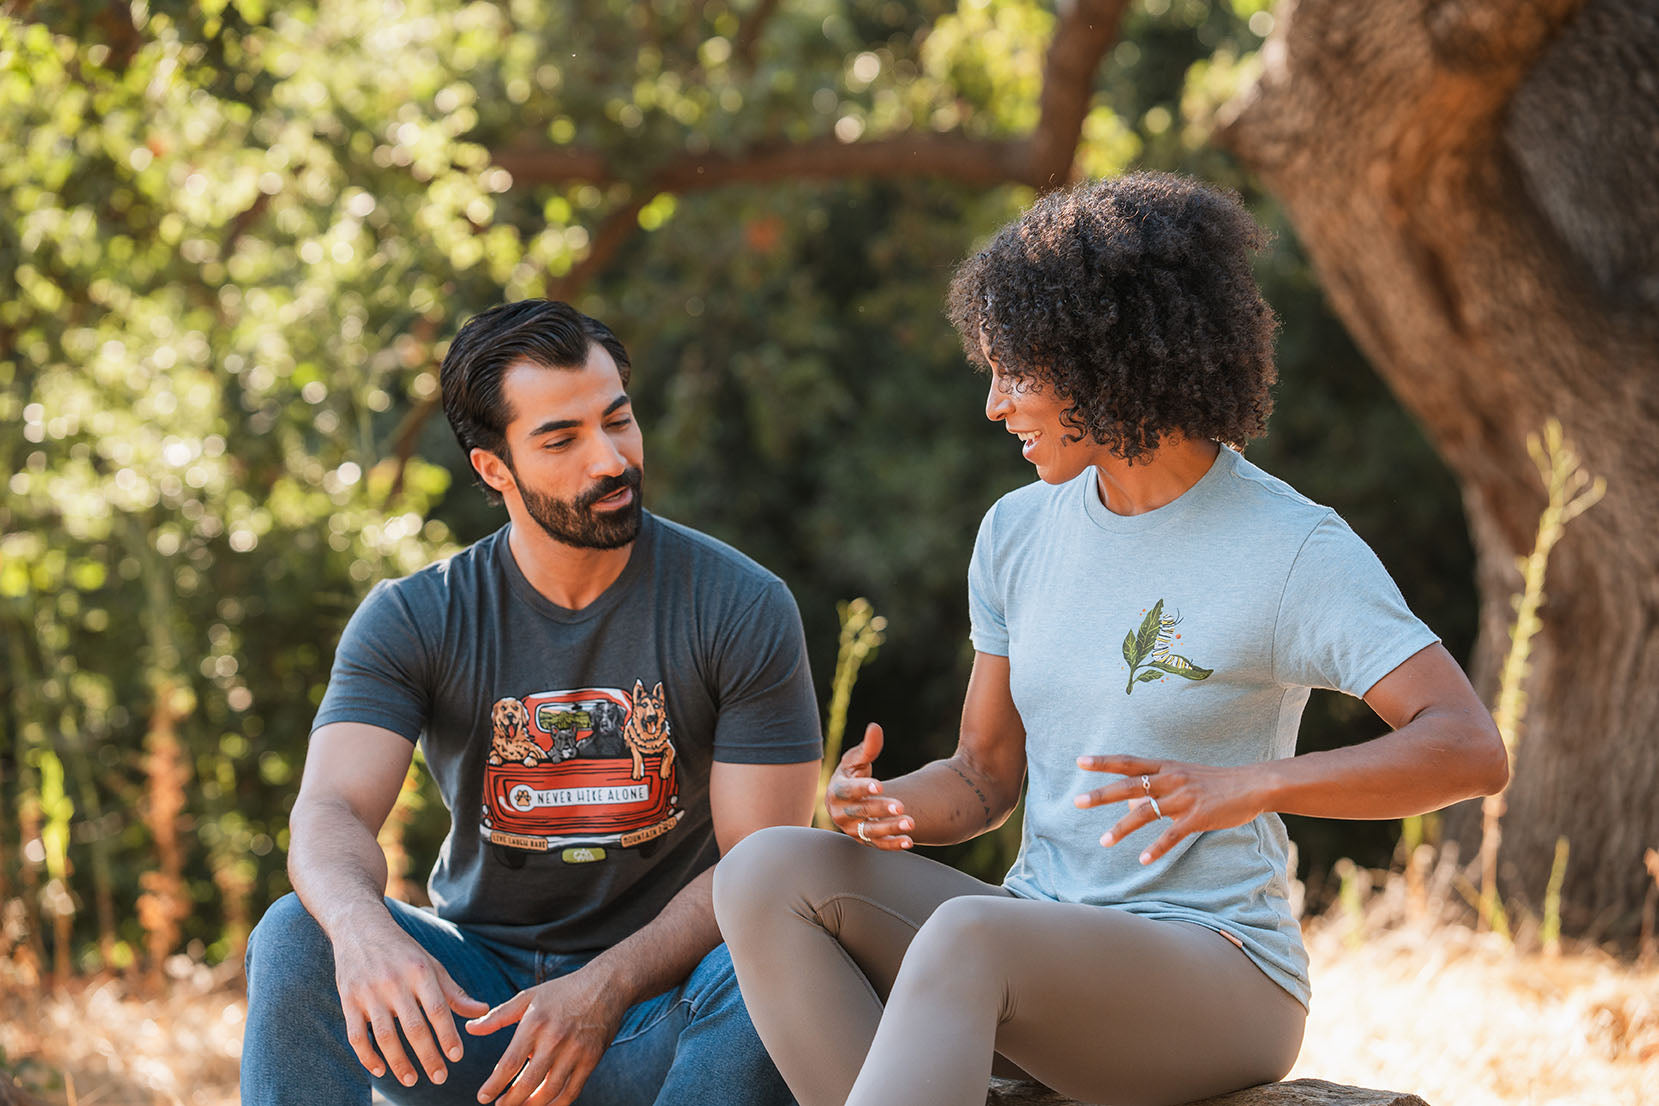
[587, 433, 628, 477]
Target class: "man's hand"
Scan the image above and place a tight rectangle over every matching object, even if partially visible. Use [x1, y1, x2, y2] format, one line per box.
[825, 723, 914, 849]
[331, 911, 490, 1088]
[467, 964, 628, 1106]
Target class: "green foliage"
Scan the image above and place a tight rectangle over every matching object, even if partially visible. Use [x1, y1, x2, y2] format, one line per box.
[1, 0, 1476, 966]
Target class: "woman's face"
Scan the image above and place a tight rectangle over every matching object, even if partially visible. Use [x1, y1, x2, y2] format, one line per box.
[981, 334, 1098, 484]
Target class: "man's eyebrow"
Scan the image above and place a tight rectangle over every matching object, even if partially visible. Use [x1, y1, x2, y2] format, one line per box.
[526, 395, 630, 438]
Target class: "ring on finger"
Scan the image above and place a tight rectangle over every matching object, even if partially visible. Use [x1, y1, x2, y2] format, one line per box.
[857, 819, 871, 843]
[1141, 774, 1151, 794]
[1148, 795, 1164, 819]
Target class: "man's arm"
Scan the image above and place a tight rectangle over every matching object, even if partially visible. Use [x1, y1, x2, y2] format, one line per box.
[468, 759, 820, 1106]
[289, 723, 489, 1088]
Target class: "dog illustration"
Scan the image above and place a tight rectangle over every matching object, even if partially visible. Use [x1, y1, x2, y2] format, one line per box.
[579, 698, 630, 758]
[622, 679, 675, 780]
[488, 697, 543, 767]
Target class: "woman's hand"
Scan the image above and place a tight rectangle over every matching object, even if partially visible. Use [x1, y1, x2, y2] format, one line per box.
[825, 723, 915, 850]
[1073, 755, 1270, 865]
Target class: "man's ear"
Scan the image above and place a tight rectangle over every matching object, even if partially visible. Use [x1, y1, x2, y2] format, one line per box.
[470, 447, 516, 498]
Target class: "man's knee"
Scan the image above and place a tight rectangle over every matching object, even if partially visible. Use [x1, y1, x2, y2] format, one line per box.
[246, 893, 334, 997]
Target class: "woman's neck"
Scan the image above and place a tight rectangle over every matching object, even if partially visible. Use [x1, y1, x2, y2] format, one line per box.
[1093, 437, 1222, 516]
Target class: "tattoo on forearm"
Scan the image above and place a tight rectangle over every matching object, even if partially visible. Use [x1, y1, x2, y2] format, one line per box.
[947, 762, 995, 825]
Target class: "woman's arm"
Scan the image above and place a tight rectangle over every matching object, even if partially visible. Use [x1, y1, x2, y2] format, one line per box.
[825, 652, 1028, 849]
[1075, 643, 1508, 864]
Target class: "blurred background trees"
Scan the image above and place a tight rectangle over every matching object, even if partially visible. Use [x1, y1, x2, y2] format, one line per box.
[6, 0, 1636, 982]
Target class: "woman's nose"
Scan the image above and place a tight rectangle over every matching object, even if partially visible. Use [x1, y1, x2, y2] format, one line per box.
[985, 381, 1013, 422]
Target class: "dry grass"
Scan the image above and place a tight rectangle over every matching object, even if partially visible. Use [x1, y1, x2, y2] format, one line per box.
[2, 876, 1655, 1106]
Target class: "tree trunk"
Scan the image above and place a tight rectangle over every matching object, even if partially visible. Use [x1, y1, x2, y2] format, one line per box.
[1219, 0, 1659, 934]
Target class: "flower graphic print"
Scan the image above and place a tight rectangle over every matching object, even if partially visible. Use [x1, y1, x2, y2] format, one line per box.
[1121, 599, 1213, 694]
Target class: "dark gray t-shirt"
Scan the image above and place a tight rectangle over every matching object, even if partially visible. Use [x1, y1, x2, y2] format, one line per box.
[313, 513, 823, 954]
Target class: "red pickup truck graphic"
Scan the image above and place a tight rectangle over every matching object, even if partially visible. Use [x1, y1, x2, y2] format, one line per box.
[479, 687, 682, 852]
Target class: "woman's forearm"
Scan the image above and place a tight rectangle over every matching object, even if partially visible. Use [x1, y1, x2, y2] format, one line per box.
[1254, 702, 1507, 820]
[885, 753, 1022, 846]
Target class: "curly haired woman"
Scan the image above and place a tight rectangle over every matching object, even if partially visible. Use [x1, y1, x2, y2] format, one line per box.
[713, 173, 1508, 1106]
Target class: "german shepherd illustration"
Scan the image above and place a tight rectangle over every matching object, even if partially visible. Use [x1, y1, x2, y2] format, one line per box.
[488, 697, 543, 766]
[622, 679, 675, 780]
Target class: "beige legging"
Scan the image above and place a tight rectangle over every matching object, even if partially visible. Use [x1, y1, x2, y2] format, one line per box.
[714, 826, 1305, 1106]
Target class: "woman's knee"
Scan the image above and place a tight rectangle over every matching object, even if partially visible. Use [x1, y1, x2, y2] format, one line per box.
[901, 895, 1011, 981]
[714, 825, 845, 936]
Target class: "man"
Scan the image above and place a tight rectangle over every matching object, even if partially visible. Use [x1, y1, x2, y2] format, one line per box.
[241, 300, 822, 1106]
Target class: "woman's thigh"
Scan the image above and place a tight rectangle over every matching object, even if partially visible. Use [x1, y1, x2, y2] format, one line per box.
[717, 825, 1014, 999]
[908, 896, 1306, 1105]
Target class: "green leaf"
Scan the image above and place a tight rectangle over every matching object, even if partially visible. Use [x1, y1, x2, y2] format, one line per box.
[1136, 670, 1162, 683]
[1122, 631, 1137, 666]
[1147, 656, 1213, 681]
[1132, 599, 1164, 665]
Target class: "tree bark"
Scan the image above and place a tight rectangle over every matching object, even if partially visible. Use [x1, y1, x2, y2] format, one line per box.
[1219, 0, 1659, 933]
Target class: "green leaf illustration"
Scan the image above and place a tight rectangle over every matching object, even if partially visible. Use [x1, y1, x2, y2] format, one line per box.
[1132, 599, 1163, 665]
[1136, 670, 1163, 683]
[1122, 631, 1137, 666]
[1147, 656, 1213, 681]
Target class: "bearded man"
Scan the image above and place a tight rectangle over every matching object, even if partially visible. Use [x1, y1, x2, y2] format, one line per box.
[241, 300, 821, 1106]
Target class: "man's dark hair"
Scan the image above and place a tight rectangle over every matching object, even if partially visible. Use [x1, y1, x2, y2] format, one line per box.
[439, 299, 631, 503]
[946, 172, 1278, 464]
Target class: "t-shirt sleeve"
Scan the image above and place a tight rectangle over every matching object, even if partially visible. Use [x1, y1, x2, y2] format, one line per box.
[311, 579, 432, 742]
[709, 578, 823, 764]
[1272, 513, 1441, 697]
[967, 503, 1009, 656]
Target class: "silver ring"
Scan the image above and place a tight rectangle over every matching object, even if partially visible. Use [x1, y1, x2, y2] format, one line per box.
[1141, 774, 1151, 794]
[1148, 796, 1164, 819]
[857, 820, 871, 843]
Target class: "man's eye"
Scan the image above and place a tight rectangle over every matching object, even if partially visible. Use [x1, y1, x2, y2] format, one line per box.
[545, 438, 573, 450]
[606, 417, 633, 430]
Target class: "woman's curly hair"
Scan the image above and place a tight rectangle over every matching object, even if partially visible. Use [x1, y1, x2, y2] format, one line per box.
[946, 172, 1278, 464]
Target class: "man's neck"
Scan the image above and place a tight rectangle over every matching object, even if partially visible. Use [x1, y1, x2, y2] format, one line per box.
[505, 517, 636, 610]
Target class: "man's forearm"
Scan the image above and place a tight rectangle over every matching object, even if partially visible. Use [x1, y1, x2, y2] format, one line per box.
[579, 866, 721, 1008]
[287, 795, 397, 940]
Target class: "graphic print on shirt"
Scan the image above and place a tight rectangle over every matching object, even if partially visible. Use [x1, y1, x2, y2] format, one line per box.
[480, 679, 682, 855]
[1120, 599, 1213, 694]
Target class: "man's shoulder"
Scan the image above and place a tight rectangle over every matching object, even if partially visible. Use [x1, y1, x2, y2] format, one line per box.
[647, 513, 785, 595]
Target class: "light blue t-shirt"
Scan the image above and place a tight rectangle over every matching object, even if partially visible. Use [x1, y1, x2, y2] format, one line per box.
[968, 447, 1439, 1008]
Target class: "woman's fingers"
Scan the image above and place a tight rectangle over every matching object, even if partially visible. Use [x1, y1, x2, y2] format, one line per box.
[1098, 799, 1160, 850]
[1077, 754, 1162, 776]
[1139, 819, 1192, 865]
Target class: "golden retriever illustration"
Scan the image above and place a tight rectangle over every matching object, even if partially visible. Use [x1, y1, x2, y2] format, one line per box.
[488, 697, 543, 767]
[622, 680, 675, 780]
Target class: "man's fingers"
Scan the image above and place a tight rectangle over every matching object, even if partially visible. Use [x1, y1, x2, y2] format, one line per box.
[344, 1012, 388, 1079]
[393, 996, 450, 1084]
[857, 722, 884, 763]
[478, 1033, 532, 1103]
[437, 963, 492, 1021]
[467, 990, 529, 1037]
[414, 980, 466, 1065]
[368, 1007, 420, 1087]
[497, 1045, 557, 1106]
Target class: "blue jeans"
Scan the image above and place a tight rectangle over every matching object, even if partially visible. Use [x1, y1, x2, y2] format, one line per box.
[241, 894, 793, 1106]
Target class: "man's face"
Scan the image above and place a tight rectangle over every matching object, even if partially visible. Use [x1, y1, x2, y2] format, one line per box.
[479, 344, 646, 550]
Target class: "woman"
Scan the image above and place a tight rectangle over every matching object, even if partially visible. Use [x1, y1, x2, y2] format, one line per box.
[713, 172, 1507, 1106]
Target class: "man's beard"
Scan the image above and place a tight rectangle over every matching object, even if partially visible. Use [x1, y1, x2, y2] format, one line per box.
[518, 466, 644, 550]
